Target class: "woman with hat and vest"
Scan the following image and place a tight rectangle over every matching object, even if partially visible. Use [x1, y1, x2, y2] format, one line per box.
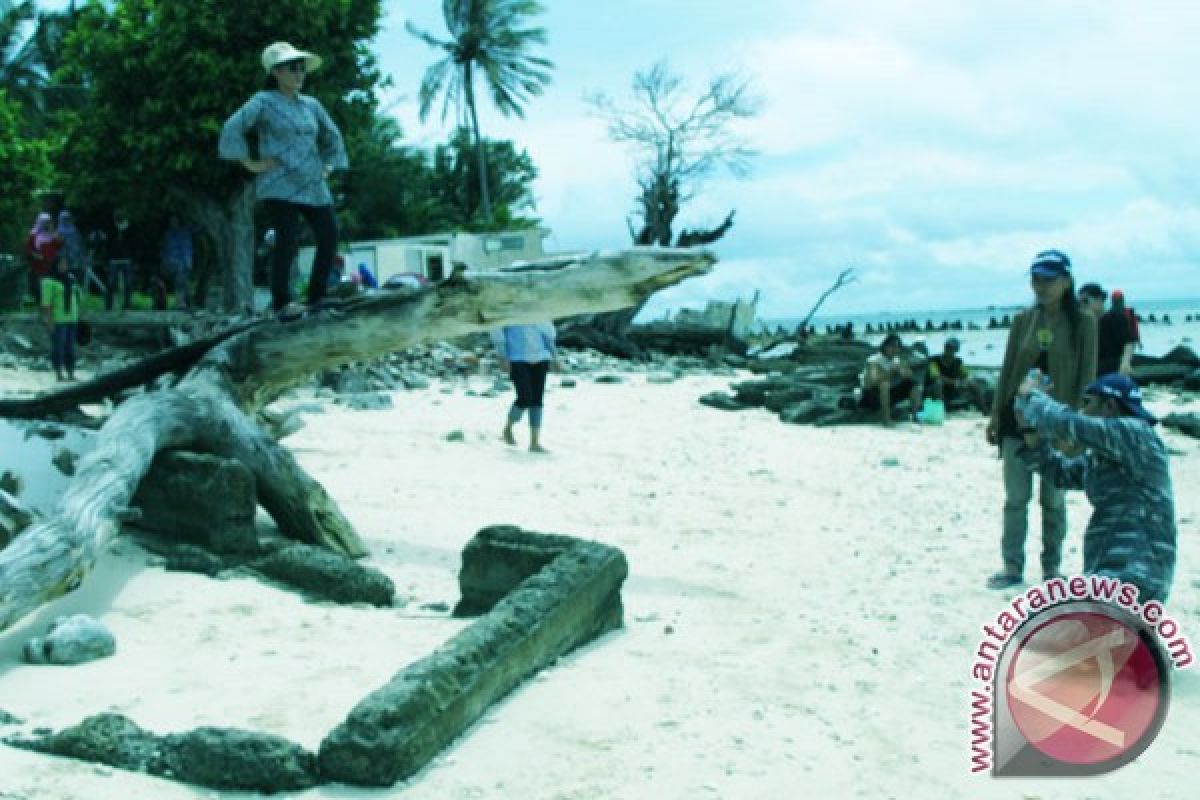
[1014, 371, 1176, 603]
[219, 42, 348, 317]
[985, 249, 1097, 589]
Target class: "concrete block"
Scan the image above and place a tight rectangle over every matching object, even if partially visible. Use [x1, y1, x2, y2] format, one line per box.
[318, 526, 627, 786]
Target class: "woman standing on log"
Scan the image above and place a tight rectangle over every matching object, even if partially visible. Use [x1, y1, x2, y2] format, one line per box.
[219, 42, 347, 318]
[985, 249, 1096, 589]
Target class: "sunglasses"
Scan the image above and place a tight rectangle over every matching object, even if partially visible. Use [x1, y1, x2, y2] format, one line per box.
[280, 61, 306, 75]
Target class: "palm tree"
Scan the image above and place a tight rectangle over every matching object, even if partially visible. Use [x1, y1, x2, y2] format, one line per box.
[407, 0, 553, 223]
[1, 0, 82, 131]
[1, 0, 40, 111]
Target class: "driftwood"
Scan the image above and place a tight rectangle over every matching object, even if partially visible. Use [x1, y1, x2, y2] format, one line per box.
[0, 248, 714, 633]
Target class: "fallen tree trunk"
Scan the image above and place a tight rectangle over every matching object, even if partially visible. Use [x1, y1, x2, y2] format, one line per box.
[0, 248, 714, 633]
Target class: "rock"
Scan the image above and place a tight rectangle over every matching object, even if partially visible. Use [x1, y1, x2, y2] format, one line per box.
[319, 526, 627, 787]
[445, 430, 466, 443]
[1159, 345, 1200, 368]
[559, 378, 577, 388]
[1184, 368, 1200, 391]
[339, 392, 394, 411]
[6, 714, 162, 772]
[646, 371, 679, 384]
[881, 457, 901, 467]
[23, 615, 116, 665]
[51, 448, 78, 476]
[419, 601, 450, 613]
[400, 372, 430, 390]
[0, 709, 22, 725]
[133, 451, 260, 555]
[698, 391, 749, 411]
[764, 387, 820, 413]
[159, 543, 229, 576]
[0, 470, 20, 496]
[778, 401, 833, 425]
[324, 367, 369, 394]
[248, 544, 395, 606]
[162, 727, 318, 792]
[1162, 413, 1200, 440]
[594, 374, 624, 384]
[28, 423, 66, 440]
[7, 715, 318, 793]
[1132, 364, 1195, 385]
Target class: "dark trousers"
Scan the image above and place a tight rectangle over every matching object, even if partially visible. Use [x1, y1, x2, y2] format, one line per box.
[859, 378, 916, 410]
[510, 361, 550, 409]
[29, 270, 44, 305]
[264, 199, 338, 311]
[51, 323, 77, 373]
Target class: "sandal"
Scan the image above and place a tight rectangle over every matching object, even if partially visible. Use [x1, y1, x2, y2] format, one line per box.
[986, 571, 1023, 590]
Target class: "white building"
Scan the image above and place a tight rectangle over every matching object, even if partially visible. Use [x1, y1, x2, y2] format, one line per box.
[298, 228, 549, 285]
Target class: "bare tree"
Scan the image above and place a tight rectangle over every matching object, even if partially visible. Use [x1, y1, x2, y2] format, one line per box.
[797, 268, 857, 334]
[571, 63, 760, 346]
[589, 61, 761, 247]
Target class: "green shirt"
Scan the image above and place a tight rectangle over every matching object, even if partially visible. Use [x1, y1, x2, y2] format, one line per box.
[41, 277, 82, 324]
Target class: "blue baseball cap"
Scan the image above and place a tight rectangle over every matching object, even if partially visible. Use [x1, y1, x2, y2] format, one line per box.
[1084, 374, 1156, 423]
[1030, 249, 1072, 279]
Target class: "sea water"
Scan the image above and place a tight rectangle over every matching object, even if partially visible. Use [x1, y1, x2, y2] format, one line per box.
[765, 296, 1200, 368]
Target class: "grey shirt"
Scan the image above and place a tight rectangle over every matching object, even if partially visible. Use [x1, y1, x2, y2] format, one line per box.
[218, 90, 348, 206]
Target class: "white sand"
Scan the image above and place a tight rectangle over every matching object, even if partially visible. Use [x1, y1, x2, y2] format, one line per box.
[0, 368, 1197, 799]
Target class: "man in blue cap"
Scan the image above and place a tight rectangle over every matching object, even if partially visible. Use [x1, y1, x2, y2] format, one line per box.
[1014, 371, 1177, 603]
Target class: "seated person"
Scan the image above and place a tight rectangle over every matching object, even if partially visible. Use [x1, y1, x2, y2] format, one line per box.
[926, 337, 988, 412]
[859, 333, 921, 425]
[1015, 372, 1176, 603]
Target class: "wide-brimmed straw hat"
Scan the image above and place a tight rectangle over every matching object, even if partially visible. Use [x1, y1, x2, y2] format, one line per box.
[261, 42, 322, 73]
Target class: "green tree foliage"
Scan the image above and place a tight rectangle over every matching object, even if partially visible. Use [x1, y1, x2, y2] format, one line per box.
[407, 0, 552, 222]
[0, 88, 50, 250]
[59, 0, 381, 214]
[339, 122, 539, 240]
[54, 0, 382, 308]
[427, 127, 538, 231]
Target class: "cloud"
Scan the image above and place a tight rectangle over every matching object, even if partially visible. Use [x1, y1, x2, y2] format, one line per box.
[377, 1, 1200, 315]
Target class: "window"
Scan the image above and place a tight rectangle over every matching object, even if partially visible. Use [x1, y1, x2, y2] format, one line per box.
[482, 235, 527, 254]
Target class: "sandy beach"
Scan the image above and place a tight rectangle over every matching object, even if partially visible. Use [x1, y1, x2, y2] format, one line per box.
[0, 362, 1197, 799]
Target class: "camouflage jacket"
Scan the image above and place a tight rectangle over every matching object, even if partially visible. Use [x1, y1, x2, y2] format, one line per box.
[1015, 390, 1177, 603]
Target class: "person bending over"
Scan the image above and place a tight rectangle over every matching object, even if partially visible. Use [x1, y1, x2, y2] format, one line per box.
[1015, 371, 1176, 603]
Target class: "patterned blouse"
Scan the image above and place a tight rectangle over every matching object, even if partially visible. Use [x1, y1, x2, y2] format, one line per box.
[219, 90, 348, 206]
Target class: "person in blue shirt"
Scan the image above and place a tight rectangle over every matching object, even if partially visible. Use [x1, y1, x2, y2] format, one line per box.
[1015, 371, 1177, 603]
[491, 323, 557, 453]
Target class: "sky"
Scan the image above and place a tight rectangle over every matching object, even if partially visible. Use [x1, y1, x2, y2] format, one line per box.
[374, 0, 1200, 319]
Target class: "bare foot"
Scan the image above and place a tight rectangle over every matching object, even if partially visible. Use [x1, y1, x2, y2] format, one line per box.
[502, 428, 516, 446]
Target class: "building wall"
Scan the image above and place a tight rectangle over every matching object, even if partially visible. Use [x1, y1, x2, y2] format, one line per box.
[296, 229, 545, 286]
